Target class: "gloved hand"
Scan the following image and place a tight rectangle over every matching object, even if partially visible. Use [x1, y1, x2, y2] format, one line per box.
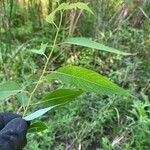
[0, 112, 29, 150]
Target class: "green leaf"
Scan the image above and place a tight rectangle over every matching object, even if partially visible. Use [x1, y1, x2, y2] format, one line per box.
[28, 43, 47, 56]
[68, 2, 94, 15]
[56, 3, 70, 11]
[0, 81, 21, 101]
[63, 37, 132, 55]
[16, 92, 29, 107]
[40, 43, 48, 54]
[46, 3, 69, 25]
[28, 121, 48, 133]
[23, 107, 54, 121]
[38, 88, 83, 106]
[29, 49, 45, 55]
[24, 89, 83, 121]
[46, 11, 56, 25]
[47, 66, 130, 96]
[46, 2, 93, 25]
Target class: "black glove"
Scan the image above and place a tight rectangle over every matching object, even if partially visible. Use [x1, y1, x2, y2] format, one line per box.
[0, 112, 29, 150]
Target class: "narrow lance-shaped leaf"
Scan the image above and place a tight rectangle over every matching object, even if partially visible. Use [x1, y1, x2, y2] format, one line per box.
[37, 88, 83, 106]
[24, 88, 83, 121]
[28, 43, 48, 56]
[0, 81, 22, 101]
[23, 107, 54, 121]
[28, 121, 48, 133]
[63, 37, 132, 55]
[47, 66, 130, 96]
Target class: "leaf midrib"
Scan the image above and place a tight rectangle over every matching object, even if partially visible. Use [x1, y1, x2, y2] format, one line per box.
[55, 71, 125, 94]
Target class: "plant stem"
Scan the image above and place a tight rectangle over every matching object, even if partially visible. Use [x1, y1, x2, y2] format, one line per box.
[23, 12, 63, 116]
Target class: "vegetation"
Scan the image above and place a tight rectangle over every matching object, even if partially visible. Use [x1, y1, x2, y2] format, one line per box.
[0, 0, 150, 149]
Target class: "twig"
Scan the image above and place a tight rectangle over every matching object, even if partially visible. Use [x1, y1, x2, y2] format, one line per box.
[23, 12, 63, 116]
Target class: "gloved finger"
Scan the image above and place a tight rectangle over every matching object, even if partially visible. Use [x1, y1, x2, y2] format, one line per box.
[0, 113, 21, 130]
[0, 118, 28, 150]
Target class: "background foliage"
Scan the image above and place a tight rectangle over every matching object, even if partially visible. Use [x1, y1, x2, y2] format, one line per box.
[0, 0, 150, 149]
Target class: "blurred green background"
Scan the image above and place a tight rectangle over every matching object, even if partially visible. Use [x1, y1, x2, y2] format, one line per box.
[0, 0, 150, 149]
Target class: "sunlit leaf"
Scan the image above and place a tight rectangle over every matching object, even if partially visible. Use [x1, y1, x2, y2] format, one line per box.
[46, 2, 93, 25]
[28, 121, 48, 133]
[46, 11, 56, 25]
[56, 3, 70, 11]
[64, 37, 132, 55]
[47, 66, 130, 96]
[0, 81, 21, 101]
[68, 2, 94, 15]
